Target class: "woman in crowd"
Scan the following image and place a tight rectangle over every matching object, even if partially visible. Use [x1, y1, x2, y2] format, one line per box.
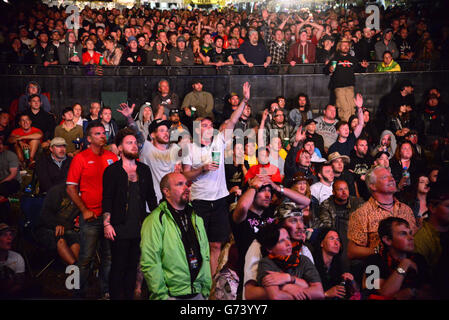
[390, 141, 424, 192]
[72, 103, 86, 127]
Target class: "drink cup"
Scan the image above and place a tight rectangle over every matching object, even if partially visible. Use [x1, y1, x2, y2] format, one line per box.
[212, 151, 220, 165]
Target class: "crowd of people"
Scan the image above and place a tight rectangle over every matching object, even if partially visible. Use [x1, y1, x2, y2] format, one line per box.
[0, 1, 449, 301]
[1, 1, 448, 70]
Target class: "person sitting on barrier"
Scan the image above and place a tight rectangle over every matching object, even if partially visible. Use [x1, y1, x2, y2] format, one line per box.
[147, 40, 169, 66]
[34, 183, 80, 265]
[151, 79, 180, 117]
[120, 36, 146, 66]
[57, 30, 83, 65]
[8, 113, 43, 169]
[169, 36, 194, 66]
[375, 51, 401, 73]
[238, 29, 271, 68]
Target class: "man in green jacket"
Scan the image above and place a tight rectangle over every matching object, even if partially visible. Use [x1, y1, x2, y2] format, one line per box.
[181, 79, 214, 119]
[140, 172, 212, 300]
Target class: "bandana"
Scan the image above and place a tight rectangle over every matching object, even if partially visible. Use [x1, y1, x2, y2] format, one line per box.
[267, 241, 302, 271]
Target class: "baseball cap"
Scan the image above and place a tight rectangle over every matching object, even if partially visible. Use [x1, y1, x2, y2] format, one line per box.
[169, 109, 180, 116]
[127, 36, 137, 44]
[274, 201, 304, 220]
[374, 150, 390, 159]
[148, 119, 171, 133]
[176, 35, 186, 43]
[304, 119, 317, 126]
[50, 137, 67, 147]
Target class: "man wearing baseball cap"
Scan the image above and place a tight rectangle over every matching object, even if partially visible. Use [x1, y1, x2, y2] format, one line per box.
[120, 35, 146, 66]
[35, 136, 72, 194]
[181, 79, 214, 119]
[169, 35, 194, 66]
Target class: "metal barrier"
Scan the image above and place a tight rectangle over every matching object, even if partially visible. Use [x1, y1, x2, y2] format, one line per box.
[0, 61, 434, 77]
[1, 64, 447, 121]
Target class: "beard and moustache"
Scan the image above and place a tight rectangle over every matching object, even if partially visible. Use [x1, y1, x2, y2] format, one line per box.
[122, 150, 139, 160]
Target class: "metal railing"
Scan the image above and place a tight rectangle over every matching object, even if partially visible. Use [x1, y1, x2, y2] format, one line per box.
[0, 61, 433, 77]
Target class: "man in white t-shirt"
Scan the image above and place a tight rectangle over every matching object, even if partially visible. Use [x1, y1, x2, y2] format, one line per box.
[117, 105, 182, 205]
[310, 162, 335, 204]
[182, 82, 251, 277]
[0, 223, 25, 298]
[243, 203, 316, 300]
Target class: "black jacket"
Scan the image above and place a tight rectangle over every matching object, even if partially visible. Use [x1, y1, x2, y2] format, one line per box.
[325, 52, 366, 89]
[35, 153, 72, 194]
[102, 159, 157, 226]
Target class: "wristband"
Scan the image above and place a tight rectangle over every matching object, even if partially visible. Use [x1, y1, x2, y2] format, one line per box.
[104, 223, 111, 227]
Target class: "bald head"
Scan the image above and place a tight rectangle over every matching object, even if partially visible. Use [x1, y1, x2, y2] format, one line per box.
[160, 172, 190, 209]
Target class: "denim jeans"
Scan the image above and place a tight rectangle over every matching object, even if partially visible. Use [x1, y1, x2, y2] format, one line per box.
[77, 214, 111, 298]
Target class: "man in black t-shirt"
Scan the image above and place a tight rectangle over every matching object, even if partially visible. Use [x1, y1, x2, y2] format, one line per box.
[205, 36, 234, 67]
[349, 137, 373, 200]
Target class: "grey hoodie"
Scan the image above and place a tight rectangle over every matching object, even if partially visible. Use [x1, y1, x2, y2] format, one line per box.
[18, 81, 52, 113]
[371, 129, 397, 159]
[136, 103, 154, 140]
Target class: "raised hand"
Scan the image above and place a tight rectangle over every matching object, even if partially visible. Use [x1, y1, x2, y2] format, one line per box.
[242, 81, 251, 101]
[117, 102, 136, 118]
[295, 125, 306, 143]
[354, 93, 363, 108]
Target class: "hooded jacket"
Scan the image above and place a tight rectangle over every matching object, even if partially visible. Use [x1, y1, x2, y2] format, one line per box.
[57, 31, 83, 65]
[371, 130, 397, 159]
[136, 103, 154, 141]
[18, 81, 52, 113]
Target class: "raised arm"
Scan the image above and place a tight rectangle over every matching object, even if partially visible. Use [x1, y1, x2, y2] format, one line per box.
[224, 82, 251, 132]
[353, 94, 365, 138]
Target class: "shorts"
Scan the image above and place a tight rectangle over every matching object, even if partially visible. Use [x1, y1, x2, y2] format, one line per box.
[34, 227, 80, 251]
[192, 197, 230, 243]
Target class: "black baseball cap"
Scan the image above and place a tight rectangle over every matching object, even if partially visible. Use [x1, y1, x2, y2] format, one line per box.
[148, 119, 171, 133]
[169, 109, 180, 116]
[374, 150, 390, 159]
[304, 119, 317, 126]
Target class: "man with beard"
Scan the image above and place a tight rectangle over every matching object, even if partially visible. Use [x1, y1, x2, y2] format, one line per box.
[328, 152, 357, 197]
[102, 128, 157, 300]
[115, 103, 181, 205]
[317, 180, 364, 270]
[349, 138, 373, 200]
[33, 31, 58, 66]
[66, 121, 118, 299]
[310, 162, 335, 205]
[140, 173, 212, 300]
[242, 197, 314, 300]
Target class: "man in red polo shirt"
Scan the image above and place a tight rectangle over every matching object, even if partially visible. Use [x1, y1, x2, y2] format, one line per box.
[66, 121, 117, 299]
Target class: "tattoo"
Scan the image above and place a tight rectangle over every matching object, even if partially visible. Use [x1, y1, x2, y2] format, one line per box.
[103, 212, 111, 224]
